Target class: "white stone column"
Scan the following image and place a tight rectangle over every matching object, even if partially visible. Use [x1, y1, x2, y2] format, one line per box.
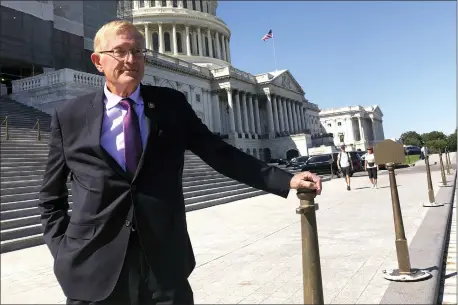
[172, 23, 178, 55]
[178, 0, 183, 8]
[371, 118, 377, 141]
[277, 97, 285, 133]
[234, 91, 243, 134]
[192, 31, 197, 55]
[287, 99, 294, 133]
[297, 105, 303, 132]
[215, 32, 221, 59]
[144, 24, 151, 50]
[241, 92, 250, 134]
[158, 23, 164, 53]
[281, 97, 288, 133]
[207, 28, 213, 58]
[272, 95, 280, 134]
[292, 101, 299, 133]
[248, 94, 256, 135]
[225, 88, 236, 134]
[188, 86, 194, 104]
[265, 93, 275, 136]
[357, 117, 364, 142]
[133, 0, 139, 9]
[254, 96, 261, 135]
[197, 27, 203, 56]
[196, 0, 201, 11]
[212, 91, 222, 133]
[221, 34, 227, 61]
[155, 0, 161, 7]
[225, 38, 231, 62]
[185, 25, 191, 56]
[345, 118, 353, 144]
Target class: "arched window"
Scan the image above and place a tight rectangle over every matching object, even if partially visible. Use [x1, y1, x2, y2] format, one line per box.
[139, 0, 145, 7]
[164, 32, 171, 52]
[182, 0, 187, 8]
[172, 0, 178, 7]
[152, 32, 159, 52]
[192, 0, 196, 10]
[176, 32, 183, 53]
[205, 37, 209, 56]
[162, 0, 166, 7]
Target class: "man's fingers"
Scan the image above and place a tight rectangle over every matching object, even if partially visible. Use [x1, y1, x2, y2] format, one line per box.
[299, 172, 322, 195]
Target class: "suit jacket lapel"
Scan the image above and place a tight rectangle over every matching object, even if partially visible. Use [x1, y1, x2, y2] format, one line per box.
[132, 84, 159, 181]
[85, 89, 133, 181]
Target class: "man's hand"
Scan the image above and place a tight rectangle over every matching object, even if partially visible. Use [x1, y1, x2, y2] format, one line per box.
[289, 171, 322, 195]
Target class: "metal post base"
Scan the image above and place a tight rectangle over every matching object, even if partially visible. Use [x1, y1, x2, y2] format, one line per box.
[438, 183, 452, 187]
[382, 268, 431, 282]
[423, 201, 444, 207]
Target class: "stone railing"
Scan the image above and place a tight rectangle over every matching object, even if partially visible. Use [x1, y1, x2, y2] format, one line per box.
[12, 69, 105, 93]
[146, 50, 211, 77]
[210, 66, 256, 83]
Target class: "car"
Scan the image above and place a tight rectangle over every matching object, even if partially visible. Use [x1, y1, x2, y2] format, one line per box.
[300, 152, 363, 177]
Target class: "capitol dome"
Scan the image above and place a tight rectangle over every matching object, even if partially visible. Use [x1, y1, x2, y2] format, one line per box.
[130, 0, 231, 69]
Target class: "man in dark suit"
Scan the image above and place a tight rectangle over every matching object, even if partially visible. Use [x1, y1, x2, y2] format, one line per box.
[38, 20, 322, 305]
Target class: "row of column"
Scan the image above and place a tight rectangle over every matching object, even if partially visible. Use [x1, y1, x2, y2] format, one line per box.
[266, 94, 307, 136]
[224, 88, 261, 136]
[212, 89, 308, 138]
[143, 23, 230, 62]
[134, 0, 210, 14]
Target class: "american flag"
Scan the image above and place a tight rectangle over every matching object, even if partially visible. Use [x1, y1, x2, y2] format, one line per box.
[261, 29, 273, 41]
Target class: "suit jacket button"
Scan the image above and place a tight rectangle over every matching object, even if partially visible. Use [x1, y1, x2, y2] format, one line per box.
[125, 220, 132, 227]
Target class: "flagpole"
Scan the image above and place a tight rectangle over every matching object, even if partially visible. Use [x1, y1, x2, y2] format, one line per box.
[272, 36, 278, 72]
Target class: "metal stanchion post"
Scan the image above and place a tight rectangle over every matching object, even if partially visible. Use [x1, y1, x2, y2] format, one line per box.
[439, 152, 447, 186]
[382, 163, 431, 281]
[296, 188, 324, 305]
[445, 148, 451, 175]
[423, 155, 443, 207]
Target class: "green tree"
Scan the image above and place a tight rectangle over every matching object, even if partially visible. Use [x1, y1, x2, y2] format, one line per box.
[421, 131, 447, 143]
[400, 131, 422, 146]
[425, 139, 448, 154]
[447, 129, 457, 152]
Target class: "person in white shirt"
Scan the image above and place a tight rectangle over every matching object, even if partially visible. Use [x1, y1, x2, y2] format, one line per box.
[337, 145, 354, 191]
[365, 147, 378, 189]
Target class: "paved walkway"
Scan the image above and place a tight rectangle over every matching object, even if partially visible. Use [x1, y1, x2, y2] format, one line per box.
[1, 154, 455, 304]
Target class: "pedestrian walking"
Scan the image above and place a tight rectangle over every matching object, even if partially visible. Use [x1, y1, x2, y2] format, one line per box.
[337, 145, 353, 191]
[365, 147, 378, 189]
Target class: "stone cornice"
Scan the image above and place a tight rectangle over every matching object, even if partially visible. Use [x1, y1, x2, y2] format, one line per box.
[133, 8, 230, 37]
[145, 55, 213, 80]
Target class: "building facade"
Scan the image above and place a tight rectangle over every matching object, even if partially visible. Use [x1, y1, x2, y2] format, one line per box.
[1, 0, 384, 159]
[319, 105, 385, 151]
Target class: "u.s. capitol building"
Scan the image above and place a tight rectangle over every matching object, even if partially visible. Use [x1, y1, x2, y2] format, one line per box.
[0, 0, 384, 159]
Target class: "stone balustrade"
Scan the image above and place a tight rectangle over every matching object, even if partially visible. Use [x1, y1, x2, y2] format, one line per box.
[12, 69, 105, 93]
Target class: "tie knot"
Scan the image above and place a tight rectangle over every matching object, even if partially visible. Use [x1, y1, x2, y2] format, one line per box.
[119, 98, 134, 110]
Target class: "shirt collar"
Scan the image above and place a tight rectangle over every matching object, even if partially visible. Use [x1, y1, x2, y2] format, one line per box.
[103, 83, 143, 110]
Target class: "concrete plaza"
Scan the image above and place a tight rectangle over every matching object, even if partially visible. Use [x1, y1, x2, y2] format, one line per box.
[1, 154, 456, 304]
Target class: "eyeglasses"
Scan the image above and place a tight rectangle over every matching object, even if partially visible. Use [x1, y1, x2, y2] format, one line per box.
[98, 48, 147, 59]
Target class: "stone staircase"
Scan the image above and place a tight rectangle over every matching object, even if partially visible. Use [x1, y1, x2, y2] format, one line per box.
[0, 97, 299, 253]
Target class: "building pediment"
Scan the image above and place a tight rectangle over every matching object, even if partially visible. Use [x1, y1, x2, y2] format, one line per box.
[272, 70, 304, 94]
[256, 70, 304, 94]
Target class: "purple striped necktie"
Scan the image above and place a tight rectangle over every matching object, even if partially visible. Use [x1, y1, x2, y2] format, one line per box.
[119, 98, 143, 174]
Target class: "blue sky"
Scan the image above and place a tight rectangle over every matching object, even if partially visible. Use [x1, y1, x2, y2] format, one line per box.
[217, 1, 456, 139]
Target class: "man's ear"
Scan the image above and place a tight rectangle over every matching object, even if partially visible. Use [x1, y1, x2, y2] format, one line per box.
[90, 53, 104, 73]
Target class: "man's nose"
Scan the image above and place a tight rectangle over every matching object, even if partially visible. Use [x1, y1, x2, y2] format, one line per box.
[124, 52, 135, 63]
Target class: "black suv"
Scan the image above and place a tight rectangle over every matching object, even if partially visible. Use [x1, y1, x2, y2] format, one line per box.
[300, 152, 363, 177]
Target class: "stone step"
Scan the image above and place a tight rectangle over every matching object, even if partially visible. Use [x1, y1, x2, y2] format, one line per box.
[183, 183, 246, 200]
[0, 179, 240, 209]
[1, 224, 43, 241]
[185, 189, 266, 212]
[1, 214, 42, 230]
[0, 234, 45, 254]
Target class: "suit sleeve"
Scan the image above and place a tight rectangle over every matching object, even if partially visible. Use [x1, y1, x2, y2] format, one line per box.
[182, 94, 294, 198]
[38, 109, 71, 259]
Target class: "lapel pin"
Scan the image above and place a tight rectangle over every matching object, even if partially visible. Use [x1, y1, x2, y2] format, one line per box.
[148, 102, 155, 109]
